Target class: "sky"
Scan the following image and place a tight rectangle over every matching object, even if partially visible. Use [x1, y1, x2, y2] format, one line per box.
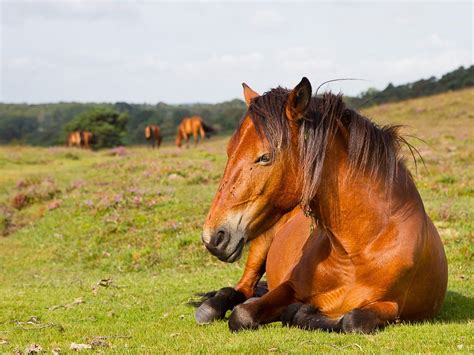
[0, 1, 472, 104]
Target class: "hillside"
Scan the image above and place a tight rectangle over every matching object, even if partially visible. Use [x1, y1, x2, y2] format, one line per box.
[363, 87, 474, 137]
[349, 64, 474, 108]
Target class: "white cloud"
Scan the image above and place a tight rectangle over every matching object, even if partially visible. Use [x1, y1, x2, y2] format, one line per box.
[250, 8, 286, 29]
[126, 55, 169, 71]
[416, 33, 453, 50]
[276, 47, 334, 73]
[360, 48, 472, 89]
[0, 1, 472, 103]
[177, 52, 264, 78]
[428, 34, 452, 49]
[2, 1, 140, 26]
[212, 52, 264, 68]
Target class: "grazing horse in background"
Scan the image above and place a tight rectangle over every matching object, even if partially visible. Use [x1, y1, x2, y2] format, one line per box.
[81, 131, 93, 149]
[176, 116, 214, 147]
[67, 131, 93, 149]
[199, 78, 447, 333]
[145, 125, 162, 148]
[67, 131, 82, 147]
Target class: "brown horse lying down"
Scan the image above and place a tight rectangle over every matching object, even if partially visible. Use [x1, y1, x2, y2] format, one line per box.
[176, 116, 214, 147]
[145, 124, 162, 148]
[197, 78, 448, 333]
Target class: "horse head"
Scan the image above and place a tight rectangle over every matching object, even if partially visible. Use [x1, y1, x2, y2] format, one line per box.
[201, 79, 312, 262]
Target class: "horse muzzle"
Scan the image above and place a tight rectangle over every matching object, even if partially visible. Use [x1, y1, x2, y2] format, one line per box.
[201, 226, 245, 263]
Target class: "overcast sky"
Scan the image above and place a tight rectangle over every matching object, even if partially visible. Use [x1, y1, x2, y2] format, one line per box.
[1, 1, 472, 104]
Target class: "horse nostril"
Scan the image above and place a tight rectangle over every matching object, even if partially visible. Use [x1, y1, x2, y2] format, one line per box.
[215, 230, 225, 246]
[210, 228, 230, 250]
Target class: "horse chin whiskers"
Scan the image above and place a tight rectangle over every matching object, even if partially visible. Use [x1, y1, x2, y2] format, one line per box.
[236, 213, 244, 233]
[223, 237, 246, 263]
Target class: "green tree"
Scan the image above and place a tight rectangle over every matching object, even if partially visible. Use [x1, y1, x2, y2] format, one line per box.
[0, 115, 38, 144]
[64, 108, 128, 149]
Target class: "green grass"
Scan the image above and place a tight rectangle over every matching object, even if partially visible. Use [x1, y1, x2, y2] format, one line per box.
[0, 89, 473, 353]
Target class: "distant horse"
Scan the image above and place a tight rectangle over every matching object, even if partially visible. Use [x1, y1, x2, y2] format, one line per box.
[145, 125, 162, 148]
[67, 131, 82, 147]
[199, 78, 447, 333]
[67, 131, 93, 149]
[176, 116, 214, 147]
[81, 131, 93, 149]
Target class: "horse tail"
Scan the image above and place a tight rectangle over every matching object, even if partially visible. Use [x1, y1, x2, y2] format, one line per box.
[201, 121, 215, 136]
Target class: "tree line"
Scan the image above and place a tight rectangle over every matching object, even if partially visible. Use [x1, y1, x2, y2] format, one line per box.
[0, 65, 472, 148]
[347, 65, 474, 108]
[0, 99, 246, 148]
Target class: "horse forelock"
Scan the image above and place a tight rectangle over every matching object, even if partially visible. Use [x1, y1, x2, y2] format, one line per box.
[242, 87, 407, 212]
[244, 87, 291, 157]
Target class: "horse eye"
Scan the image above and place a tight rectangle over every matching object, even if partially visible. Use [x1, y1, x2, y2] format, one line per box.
[255, 153, 271, 165]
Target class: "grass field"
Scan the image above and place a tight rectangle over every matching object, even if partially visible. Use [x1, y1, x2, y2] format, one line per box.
[0, 89, 473, 353]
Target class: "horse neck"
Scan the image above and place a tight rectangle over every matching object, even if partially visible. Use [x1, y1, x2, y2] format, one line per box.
[310, 133, 407, 256]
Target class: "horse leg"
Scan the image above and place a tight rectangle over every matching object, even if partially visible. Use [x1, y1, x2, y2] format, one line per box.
[281, 304, 343, 332]
[341, 301, 399, 333]
[194, 235, 271, 324]
[228, 281, 297, 332]
[193, 129, 198, 146]
[234, 235, 272, 298]
[282, 300, 398, 334]
[199, 125, 205, 143]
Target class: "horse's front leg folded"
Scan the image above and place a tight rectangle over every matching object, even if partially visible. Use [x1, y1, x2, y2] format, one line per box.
[228, 280, 297, 332]
[194, 235, 271, 324]
[193, 287, 247, 325]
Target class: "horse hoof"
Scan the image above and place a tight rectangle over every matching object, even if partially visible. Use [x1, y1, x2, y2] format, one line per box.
[194, 287, 246, 325]
[281, 303, 303, 327]
[341, 309, 378, 334]
[195, 302, 222, 325]
[228, 304, 258, 332]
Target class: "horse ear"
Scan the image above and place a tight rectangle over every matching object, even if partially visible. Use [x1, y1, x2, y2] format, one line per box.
[242, 83, 259, 106]
[286, 77, 312, 121]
